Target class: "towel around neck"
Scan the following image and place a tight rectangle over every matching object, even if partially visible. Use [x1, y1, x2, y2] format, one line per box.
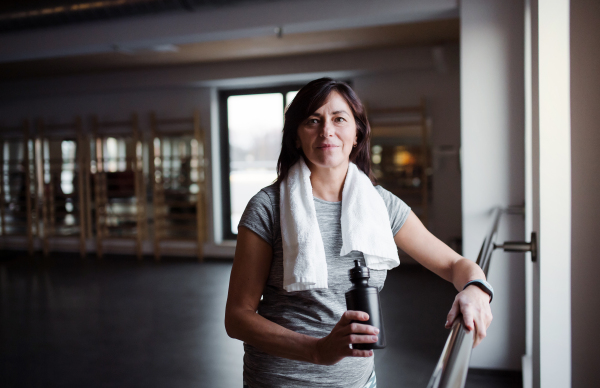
[279, 157, 399, 292]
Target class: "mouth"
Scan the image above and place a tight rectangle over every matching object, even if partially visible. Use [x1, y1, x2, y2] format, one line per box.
[316, 144, 338, 149]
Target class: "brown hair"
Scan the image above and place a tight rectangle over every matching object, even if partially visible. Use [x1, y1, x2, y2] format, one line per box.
[275, 78, 375, 185]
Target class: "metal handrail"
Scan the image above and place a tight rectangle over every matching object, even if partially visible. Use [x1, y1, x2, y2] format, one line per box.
[427, 206, 523, 388]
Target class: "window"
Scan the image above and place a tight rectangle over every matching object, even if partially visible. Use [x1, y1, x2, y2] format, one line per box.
[219, 85, 301, 240]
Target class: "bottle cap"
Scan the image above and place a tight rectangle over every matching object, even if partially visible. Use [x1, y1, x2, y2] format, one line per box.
[349, 259, 370, 281]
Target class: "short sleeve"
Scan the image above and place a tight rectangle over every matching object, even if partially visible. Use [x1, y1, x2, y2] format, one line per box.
[374, 185, 411, 237]
[238, 189, 275, 246]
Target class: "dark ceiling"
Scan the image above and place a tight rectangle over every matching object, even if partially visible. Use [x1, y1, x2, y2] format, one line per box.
[0, 0, 288, 33]
[0, 18, 459, 80]
[0, 1, 459, 81]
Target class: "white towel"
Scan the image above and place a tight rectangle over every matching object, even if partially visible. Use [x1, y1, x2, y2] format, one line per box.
[280, 158, 399, 292]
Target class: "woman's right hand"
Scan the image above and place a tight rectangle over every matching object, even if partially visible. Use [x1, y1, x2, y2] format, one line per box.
[313, 310, 379, 365]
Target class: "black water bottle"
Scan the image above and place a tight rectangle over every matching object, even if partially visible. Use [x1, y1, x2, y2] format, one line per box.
[345, 260, 386, 349]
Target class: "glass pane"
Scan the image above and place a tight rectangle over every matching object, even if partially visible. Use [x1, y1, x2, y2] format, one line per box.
[228, 93, 283, 234]
[104, 137, 119, 172]
[286, 91, 299, 107]
[60, 140, 76, 194]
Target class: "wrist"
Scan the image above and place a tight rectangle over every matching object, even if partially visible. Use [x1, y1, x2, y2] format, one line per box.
[307, 336, 322, 364]
[465, 284, 490, 301]
[463, 279, 494, 303]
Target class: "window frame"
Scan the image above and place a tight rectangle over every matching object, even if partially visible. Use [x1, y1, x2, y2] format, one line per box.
[218, 84, 305, 241]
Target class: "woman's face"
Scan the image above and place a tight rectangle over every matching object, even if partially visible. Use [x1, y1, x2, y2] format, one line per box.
[296, 91, 358, 172]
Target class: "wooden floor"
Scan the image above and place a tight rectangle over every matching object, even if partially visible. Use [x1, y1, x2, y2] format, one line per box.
[0, 251, 521, 388]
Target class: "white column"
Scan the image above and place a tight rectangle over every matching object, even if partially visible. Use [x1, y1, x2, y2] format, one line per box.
[460, 0, 526, 370]
[529, 0, 572, 387]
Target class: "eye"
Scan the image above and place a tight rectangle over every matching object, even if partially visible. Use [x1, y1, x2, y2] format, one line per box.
[306, 118, 319, 124]
[335, 117, 347, 122]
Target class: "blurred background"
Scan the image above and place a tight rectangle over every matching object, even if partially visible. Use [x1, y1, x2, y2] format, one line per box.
[0, 0, 598, 387]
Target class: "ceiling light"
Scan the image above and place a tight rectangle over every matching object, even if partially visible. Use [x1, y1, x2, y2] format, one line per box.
[151, 44, 179, 53]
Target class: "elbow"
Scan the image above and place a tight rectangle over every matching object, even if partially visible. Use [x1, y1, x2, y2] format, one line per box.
[224, 311, 235, 339]
[224, 308, 242, 340]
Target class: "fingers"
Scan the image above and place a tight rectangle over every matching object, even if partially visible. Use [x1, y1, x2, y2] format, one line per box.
[461, 307, 475, 332]
[342, 322, 379, 336]
[472, 322, 486, 348]
[445, 299, 460, 329]
[472, 309, 492, 348]
[339, 318, 378, 348]
[350, 349, 374, 358]
[344, 344, 374, 358]
[339, 310, 369, 326]
[316, 312, 376, 365]
[348, 334, 379, 344]
[468, 305, 484, 347]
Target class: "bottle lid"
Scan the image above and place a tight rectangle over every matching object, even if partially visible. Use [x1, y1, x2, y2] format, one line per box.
[349, 259, 370, 281]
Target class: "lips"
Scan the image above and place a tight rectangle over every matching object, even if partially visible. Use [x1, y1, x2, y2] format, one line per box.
[317, 144, 338, 149]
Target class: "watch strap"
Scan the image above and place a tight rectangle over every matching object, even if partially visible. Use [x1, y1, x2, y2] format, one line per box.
[463, 279, 494, 303]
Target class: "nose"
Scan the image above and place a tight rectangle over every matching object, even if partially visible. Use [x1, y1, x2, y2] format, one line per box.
[320, 119, 334, 137]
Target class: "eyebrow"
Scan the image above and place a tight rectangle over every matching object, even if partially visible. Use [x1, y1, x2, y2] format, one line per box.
[308, 110, 350, 117]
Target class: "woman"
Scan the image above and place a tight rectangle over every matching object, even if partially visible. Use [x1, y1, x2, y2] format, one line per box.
[225, 78, 493, 388]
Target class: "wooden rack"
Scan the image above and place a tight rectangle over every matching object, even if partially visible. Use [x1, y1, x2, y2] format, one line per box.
[368, 98, 431, 226]
[149, 111, 206, 261]
[0, 120, 38, 255]
[37, 117, 89, 258]
[91, 114, 146, 259]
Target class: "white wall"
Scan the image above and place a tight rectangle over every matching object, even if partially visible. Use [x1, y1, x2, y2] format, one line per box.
[570, 0, 600, 386]
[460, 0, 526, 370]
[0, 45, 439, 100]
[0, 44, 462, 260]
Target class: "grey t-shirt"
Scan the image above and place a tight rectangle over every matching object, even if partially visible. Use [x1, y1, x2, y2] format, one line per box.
[238, 182, 411, 388]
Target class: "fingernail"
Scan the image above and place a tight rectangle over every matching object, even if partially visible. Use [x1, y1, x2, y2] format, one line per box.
[445, 320, 448, 326]
[374, 328, 380, 334]
[372, 336, 378, 341]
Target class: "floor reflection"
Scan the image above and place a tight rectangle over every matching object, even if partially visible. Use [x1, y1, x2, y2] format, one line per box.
[0, 252, 520, 388]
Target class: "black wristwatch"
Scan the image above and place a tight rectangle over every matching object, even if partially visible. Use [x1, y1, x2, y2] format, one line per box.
[463, 279, 494, 303]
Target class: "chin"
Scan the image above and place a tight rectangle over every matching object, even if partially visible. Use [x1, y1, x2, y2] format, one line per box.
[309, 156, 349, 170]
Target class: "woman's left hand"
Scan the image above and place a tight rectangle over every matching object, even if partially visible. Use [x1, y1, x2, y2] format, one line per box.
[393, 212, 493, 348]
[444, 285, 493, 348]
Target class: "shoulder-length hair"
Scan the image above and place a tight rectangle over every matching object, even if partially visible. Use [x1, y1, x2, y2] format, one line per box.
[275, 78, 375, 185]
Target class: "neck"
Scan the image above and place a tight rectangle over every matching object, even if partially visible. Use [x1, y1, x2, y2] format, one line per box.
[304, 158, 349, 202]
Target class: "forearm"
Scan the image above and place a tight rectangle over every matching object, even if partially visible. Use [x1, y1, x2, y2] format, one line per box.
[450, 258, 486, 291]
[226, 308, 318, 363]
[226, 227, 318, 363]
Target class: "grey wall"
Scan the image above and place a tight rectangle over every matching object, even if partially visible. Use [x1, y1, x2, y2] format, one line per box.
[460, 0, 526, 370]
[570, 0, 600, 386]
[353, 49, 462, 248]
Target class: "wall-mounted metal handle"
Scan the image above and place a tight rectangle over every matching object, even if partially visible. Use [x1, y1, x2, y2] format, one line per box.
[493, 232, 537, 262]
